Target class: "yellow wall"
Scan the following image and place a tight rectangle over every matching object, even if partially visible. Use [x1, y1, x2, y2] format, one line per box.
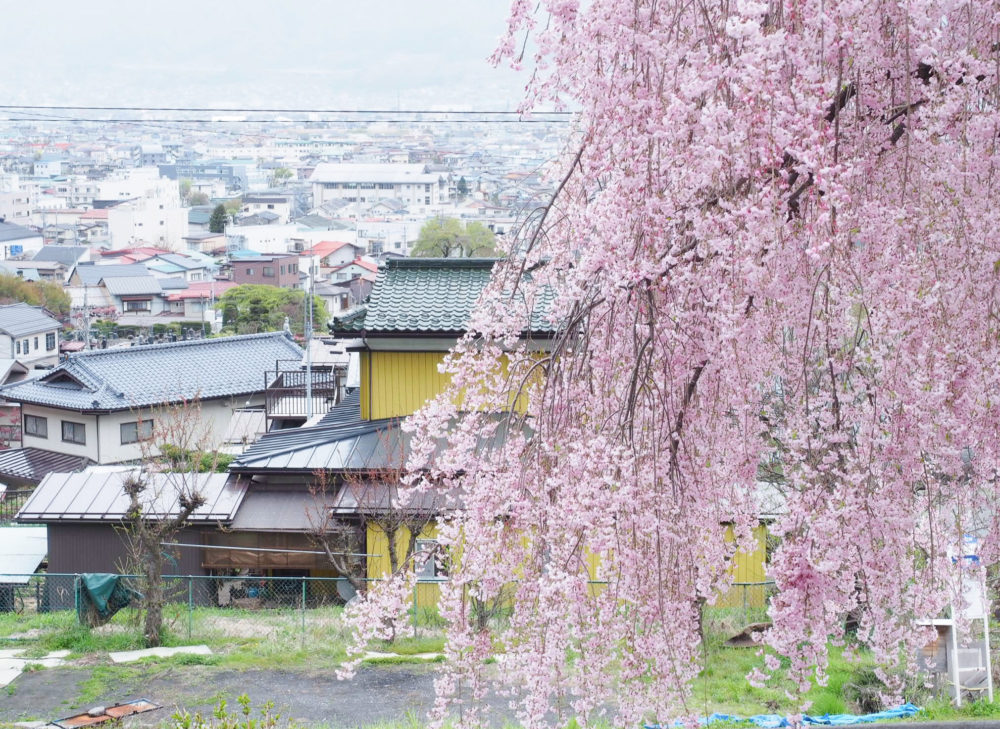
[360, 349, 540, 420]
[361, 351, 450, 420]
[366, 522, 441, 611]
[717, 524, 769, 608]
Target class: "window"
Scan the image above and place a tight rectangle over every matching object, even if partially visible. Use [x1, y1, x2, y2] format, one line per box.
[61, 420, 86, 445]
[245, 267, 254, 275]
[120, 419, 153, 445]
[24, 414, 47, 438]
[46, 333, 56, 352]
[33, 336, 38, 350]
[415, 539, 442, 579]
[280, 265, 285, 275]
[263, 266, 275, 278]
[14, 340, 19, 355]
[124, 299, 151, 312]
[266, 203, 274, 209]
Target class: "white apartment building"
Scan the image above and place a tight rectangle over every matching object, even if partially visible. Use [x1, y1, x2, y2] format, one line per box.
[106, 170, 187, 250]
[310, 163, 446, 209]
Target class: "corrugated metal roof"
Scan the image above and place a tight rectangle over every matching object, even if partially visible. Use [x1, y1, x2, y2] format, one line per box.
[0, 303, 60, 337]
[2, 332, 304, 412]
[17, 470, 247, 523]
[0, 448, 89, 485]
[0, 526, 47, 583]
[102, 276, 163, 296]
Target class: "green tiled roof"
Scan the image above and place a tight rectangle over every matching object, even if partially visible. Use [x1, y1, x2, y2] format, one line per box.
[329, 258, 555, 337]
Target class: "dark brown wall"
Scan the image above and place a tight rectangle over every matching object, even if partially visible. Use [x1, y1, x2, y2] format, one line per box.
[46, 523, 209, 575]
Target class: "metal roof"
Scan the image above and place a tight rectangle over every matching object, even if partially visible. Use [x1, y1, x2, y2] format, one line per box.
[157, 276, 189, 290]
[0, 447, 89, 486]
[0, 221, 40, 243]
[102, 276, 163, 296]
[231, 392, 401, 472]
[330, 482, 457, 515]
[74, 263, 150, 286]
[0, 526, 47, 584]
[17, 470, 247, 523]
[328, 258, 556, 337]
[230, 490, 327, 532]
[231, 391, 512, 474]
[2, 332, 304, 412]
[0, 303, 60, 337]
[32, 245, 89, 266]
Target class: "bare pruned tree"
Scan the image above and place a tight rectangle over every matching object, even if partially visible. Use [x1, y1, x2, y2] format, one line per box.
[306, 428, 444, 600]
[120, 397, 224, 647]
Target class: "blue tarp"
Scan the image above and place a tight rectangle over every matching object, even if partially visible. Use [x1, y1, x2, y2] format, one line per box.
[648, 703, 921, 728]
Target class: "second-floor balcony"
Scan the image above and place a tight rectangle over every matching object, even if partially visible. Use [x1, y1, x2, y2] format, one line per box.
[264, 361, 343, 422]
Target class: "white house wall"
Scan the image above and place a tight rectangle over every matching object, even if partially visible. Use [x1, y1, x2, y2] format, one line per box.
[22, 395, 265, 465]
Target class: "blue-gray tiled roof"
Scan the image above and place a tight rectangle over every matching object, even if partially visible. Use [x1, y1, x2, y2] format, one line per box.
[2, 332, 303, 412]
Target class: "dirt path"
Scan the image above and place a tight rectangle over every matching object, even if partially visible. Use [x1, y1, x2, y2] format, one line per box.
[1, 664, 515, 727]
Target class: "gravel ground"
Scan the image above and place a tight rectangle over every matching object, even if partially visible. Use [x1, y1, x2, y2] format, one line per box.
[0, 663, 515, 728]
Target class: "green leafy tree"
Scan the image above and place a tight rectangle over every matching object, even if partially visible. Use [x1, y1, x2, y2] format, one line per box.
[219, 284, 327, 335]
[457, 176, 470, 198]
[223, 198, 243, 216]
[270, 167, 294, 186]
[189, 191, 210, 206]
[178, 179, 192, 202]
[411, 217, 499, 258]
[209, 204, 228, 234]
[0, 273, 71, 317]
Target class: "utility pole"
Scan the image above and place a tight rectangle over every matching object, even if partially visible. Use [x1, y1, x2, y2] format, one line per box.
[83, 284, 91, 351]
[305, 273, 313, 419]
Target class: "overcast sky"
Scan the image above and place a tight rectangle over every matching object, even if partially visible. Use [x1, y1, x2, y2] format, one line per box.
[0, 1, 527, 110]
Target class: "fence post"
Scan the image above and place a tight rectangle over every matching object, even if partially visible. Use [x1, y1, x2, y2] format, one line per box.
[300, 579, 307, 645]
[188, 577, 194, 640]
[412, 581, 419, 633]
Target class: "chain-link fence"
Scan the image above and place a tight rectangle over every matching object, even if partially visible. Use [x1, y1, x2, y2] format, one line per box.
[0, 573, 447, 640]
[0, 574, 772, 642]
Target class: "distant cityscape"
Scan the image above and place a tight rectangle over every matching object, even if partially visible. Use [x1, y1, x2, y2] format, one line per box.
[0, 116, 570, 339]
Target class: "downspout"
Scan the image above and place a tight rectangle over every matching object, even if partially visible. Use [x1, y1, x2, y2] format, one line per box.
[365, 334, 372, 421]
[95, 413, 101, 464]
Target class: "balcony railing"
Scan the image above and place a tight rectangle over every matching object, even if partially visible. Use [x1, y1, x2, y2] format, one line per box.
[264, 364, 342, 420]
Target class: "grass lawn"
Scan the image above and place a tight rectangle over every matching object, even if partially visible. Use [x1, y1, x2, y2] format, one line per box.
[4, 605, 1000, 725]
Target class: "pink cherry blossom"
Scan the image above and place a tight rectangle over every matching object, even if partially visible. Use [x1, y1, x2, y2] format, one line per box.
[342, 1, 1000, 727]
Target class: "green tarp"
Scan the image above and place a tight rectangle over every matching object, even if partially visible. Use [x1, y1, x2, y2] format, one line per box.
[77, 573, 142, 627]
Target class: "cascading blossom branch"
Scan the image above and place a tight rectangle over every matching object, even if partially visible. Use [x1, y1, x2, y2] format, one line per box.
[344, 1, 1000, 727]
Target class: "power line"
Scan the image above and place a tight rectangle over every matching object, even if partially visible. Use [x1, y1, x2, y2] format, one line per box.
[0, 117, 568, 124]
[0, 104, 574, 116]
